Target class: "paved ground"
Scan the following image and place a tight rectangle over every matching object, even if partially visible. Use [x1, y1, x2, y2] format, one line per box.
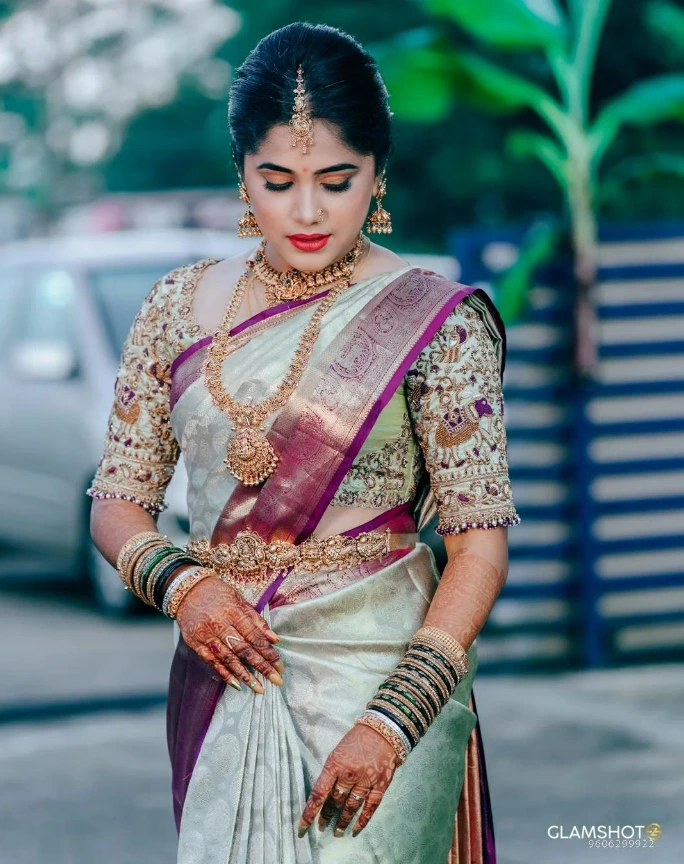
[0, 580, 681, 863]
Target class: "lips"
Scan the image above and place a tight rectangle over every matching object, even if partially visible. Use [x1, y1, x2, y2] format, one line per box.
[288, 234, 331, 252]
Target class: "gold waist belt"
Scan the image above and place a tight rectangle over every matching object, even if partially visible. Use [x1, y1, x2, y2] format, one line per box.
[186, 529, 418, 593]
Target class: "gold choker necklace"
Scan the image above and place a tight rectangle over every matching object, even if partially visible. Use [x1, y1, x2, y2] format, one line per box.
[203, 238, 366, 486]
[250, 234, 366, 307]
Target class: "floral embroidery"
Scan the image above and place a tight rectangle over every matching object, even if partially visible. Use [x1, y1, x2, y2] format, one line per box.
[407, 301, 520, 535]
[88, 260, 220, 514]
[332, 411, 423, 509]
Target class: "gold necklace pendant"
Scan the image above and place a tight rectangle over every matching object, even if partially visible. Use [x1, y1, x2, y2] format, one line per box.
[224, 422, 279, 486]
[203, 238, 368, 486]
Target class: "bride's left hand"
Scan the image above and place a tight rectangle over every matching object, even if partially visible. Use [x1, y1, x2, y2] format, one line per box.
[297, 723, 400, 839]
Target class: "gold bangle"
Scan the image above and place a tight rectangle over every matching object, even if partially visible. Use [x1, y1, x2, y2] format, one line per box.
[384, 675, 438, 724]
[398, 657, 451, 705]
[354, 714, 408, 764]
[366, 697, 422, 745]
[411, 627, 470, 681]
[143, 550, 189, 606]
[116, 532, 167, 588]
[132, 542, 173, 599]
[390, 666, 444, 713]
[166, 567, 214, 620]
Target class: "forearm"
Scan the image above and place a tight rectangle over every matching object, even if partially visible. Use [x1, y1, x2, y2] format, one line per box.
[90, 498, 159, 566]
[423, 526, 509, 652]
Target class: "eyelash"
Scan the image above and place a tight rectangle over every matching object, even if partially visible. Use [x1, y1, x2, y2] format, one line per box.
[264, 180, 352, 193]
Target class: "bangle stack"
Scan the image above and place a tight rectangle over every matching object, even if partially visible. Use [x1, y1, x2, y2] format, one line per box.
[165, 566, 214, 620]
[115, 532, 203, 614]
[354, 625, 470, 764]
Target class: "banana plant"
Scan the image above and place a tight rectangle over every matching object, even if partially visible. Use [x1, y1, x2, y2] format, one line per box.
[378, 0, 684, 378]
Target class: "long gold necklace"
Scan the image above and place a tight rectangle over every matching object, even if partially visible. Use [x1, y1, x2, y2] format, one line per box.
[203, 238, 367, 486]
[251, 234, 365, 307]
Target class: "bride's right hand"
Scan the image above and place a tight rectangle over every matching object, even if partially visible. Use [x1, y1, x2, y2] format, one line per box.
[176, 572, 285, 695]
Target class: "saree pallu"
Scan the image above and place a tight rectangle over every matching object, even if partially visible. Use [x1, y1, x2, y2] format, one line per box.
[167, 267, 500, 863]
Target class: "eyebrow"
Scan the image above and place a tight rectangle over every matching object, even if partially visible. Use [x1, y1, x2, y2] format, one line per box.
[256, 162, 359, 175]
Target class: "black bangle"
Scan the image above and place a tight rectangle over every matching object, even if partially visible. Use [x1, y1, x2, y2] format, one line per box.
[388, 670, 442, 715]
[365, 702, 420, 748]
[371, 692, 427, 738]
[405, 646, 457, 691]
[153, 556, 200, 611]
[404, 648, 456, 693]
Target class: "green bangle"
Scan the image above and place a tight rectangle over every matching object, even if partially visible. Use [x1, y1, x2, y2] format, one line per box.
[138, 547, 183, 601]
[378, 681, 434, 726]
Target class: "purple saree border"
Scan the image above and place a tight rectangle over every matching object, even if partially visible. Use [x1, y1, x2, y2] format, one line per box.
[169, 289, 331, 377]
[297, 281, 478, 542]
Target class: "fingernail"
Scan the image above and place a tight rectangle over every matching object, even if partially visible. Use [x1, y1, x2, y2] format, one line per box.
[318, 819, 328, 832]
[268, 672, 283, 685]
[267, 629, 280, 642]
[297, 824, 308, 838]
[274, 659, 285, 673]
[229, 678, 242, 691]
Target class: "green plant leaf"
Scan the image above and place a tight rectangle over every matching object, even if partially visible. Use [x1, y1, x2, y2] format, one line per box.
[418, 0, 567, 49]
[599, 152, 684, 205]
[592, 74, 684, 161]
[496, 221, 560, 323]
[378, 37, 458, 122]
[454, 52, 551, 112]
[507, 129, 567, 187]
[645, 1, 684, 65]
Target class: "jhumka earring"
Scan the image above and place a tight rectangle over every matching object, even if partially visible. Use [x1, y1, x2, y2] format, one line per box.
[237, 181, 262, 238]
[290, 65, 314, 154]
[366, 173, 393, 234]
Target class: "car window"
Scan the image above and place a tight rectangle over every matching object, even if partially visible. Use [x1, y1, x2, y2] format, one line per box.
[88, 262, 185, 353]
[0, 268, 23, 351]
[14, 269, 79, 349]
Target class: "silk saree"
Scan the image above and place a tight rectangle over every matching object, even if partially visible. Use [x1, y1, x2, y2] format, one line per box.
[89, 259, 520, 863]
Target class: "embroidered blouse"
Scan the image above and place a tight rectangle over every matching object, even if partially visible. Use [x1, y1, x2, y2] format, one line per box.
[88, 261, 520, 536]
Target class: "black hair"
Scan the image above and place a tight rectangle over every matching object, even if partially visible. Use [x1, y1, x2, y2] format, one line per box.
[229, 22, 392, 176]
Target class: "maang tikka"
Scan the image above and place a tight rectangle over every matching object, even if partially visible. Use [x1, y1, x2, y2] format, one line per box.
[290, 65, 314, 154]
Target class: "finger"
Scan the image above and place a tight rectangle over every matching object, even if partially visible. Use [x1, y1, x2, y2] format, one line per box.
[351, 788, 385, 837]
[232, 594, 280, 641]
[231, 642, 283, 686]
[231, 607, 285, 669]
[333, 787, 370, 837]
[211, 646, 264, 695]
[195, 645, 244, 692]
[297, 768, 336, 838]
[318, 780, 353, 832]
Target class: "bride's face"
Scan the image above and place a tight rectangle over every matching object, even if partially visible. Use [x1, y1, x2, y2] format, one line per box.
[242, 120, 378, 271]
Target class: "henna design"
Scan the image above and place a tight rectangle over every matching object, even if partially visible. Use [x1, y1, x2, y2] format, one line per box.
[176, 574, 284, 694]
[424, 535, 508, 650]
[297, 723, 398, 839]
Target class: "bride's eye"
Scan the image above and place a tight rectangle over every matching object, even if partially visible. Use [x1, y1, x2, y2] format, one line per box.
[322, 179, 352, 193]
[264, 180, 293, 192]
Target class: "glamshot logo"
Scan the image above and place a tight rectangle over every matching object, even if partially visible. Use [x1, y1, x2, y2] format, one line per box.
[548, 822, 663, 848]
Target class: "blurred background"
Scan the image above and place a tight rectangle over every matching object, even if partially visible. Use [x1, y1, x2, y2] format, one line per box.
[0, 1, 683, 862]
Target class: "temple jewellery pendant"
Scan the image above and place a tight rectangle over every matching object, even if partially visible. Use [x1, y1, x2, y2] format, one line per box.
[224, 405, 279, 486]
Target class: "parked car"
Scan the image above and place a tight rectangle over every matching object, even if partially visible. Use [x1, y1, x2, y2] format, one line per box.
[0, 230, 246, 615]
[0, 231, 456, 615]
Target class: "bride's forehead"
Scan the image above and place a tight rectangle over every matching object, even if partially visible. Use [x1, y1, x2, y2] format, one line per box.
[247, 122, 370, 168]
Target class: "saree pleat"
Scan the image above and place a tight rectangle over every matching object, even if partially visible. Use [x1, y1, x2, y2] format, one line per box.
[176, 545, 480, 864]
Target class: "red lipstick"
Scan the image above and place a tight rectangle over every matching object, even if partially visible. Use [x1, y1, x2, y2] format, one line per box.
[288, 233, 331, 252]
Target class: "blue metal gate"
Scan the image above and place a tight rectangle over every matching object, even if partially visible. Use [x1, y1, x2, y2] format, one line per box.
[453, 224, 684, 670]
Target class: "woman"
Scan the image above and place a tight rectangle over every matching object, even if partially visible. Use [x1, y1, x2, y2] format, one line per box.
[89, 22, 520, 864]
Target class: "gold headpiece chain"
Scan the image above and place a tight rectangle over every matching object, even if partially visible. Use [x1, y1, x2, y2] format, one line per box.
[289, 65, 314, 154]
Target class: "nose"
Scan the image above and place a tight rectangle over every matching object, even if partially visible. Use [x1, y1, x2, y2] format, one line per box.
[292, 185, 321, 227]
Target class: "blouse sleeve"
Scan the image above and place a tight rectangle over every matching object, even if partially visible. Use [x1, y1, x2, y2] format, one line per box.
[87, 274, 179, 515]
[406, 296, 521, 536]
